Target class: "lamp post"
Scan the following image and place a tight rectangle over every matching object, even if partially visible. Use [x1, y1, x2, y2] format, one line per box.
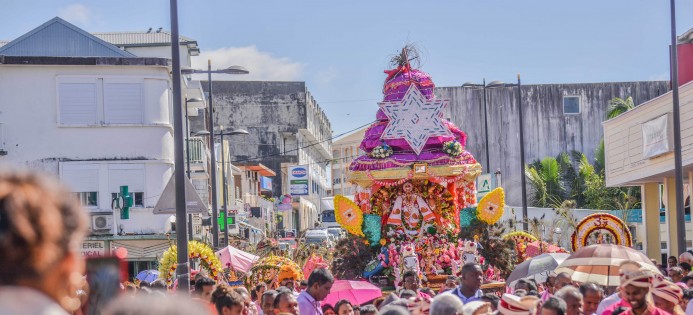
[168, 0, 189, 293]
[216, 127, 249, 247]
[486, 76, 527, 231]
[462, 79, 490, 172]
[182, 62, 248, 249]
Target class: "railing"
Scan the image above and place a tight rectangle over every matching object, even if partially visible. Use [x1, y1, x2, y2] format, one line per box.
[185, 137, 206, 164]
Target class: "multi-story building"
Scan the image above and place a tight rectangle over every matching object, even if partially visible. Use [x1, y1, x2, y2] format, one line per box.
[0, 17, 205, 277]
[330, 127, 367, 196]
[206, 81, 332, 234]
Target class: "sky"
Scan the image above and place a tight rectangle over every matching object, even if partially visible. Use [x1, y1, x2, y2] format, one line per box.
[2, 1, 692, 135]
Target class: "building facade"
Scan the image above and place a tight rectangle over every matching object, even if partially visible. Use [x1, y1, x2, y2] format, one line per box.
[437, 81, 670, 206]
[0, 17, 206, 277]
[331, 126, 367, 196]
[206, 81, 332, 234]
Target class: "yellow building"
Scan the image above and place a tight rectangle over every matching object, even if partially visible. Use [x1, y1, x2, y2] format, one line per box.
[603, 81, 693, 262]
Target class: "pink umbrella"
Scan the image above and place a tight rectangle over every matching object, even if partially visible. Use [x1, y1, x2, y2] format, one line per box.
[322, 280, 382, 307]
[215, 245, 259, 273]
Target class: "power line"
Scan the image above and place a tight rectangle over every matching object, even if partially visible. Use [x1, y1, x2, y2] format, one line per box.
[229, 120, 375, 163]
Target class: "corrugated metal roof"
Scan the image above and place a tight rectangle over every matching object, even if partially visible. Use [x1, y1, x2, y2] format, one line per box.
[93, 30, 197, 47]
[0, 17, 134, 57]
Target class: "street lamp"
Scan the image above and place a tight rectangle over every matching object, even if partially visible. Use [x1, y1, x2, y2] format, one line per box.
[216, 127, 249, 247]
[182, 61, 249, 249]
[483, 76, 527, 231]
[462, 79, 490, 172]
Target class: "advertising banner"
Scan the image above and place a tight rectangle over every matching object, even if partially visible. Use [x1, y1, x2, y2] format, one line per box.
[288, 165, 309, 196]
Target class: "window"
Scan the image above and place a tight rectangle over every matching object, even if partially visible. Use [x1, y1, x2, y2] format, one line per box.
[111, 192, 144, 207]
[103, 79, 144, 124]
[57, 76, 144, 126]
[661, 241, 668, 250]
[563, 96, 580, 114]
[58, 78, 98, 125]
[74, 192, 98, 207]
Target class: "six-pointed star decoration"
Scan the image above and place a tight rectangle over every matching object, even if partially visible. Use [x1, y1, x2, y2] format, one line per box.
[379, 85, 452, 155]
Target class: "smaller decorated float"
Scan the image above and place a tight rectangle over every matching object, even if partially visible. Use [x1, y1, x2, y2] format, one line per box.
[158, 240, 224, 287]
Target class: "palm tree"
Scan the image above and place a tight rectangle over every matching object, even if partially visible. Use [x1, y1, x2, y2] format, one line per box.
[606, 97, 635, 119]
[525, 157, 565, 207]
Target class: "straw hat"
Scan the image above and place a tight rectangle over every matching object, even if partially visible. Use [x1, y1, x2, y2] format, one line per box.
[498, 294, 539, 315]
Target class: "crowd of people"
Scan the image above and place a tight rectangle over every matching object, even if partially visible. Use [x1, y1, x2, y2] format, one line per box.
[3, 171, 693, 315]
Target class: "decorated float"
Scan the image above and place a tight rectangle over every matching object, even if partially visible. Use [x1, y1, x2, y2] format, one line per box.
[331, 47, 516, 290]
[159, 240, 224, 287]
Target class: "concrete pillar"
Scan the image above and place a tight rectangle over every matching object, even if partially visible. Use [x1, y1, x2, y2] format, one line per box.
[665, 177, 682, 256]
[643, 183, 662, 262]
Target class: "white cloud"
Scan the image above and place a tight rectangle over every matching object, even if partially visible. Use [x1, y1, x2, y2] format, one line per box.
[58, 4, 92, 27]
[192, 46, 304, 81]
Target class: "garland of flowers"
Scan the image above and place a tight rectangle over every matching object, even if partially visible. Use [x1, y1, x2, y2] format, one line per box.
[442, 140, 463, 157]
[502, 231, 538, 243]
[245, 255, 303, 288]
[370, 143, 394, 159]
[571, 212, 633, 251]
[158, 241, 223, 287]
[366, 169, 414, 187]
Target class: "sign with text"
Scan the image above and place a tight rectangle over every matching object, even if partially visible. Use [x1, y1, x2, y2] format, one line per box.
[260, 176, 273, 191]
[80, 241, 106, 257]
[288, 165, 309, 196]
[642, 114, 672, 159]
[476, 173, 495, 199]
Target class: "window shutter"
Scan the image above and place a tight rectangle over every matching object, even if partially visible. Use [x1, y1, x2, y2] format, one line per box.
[62, 167, 99, 192]
[58, 81, 98, 125]
[104, 79, 144, 124]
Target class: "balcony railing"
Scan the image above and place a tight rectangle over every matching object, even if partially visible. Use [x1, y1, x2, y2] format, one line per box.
[185, 137, 206, 164]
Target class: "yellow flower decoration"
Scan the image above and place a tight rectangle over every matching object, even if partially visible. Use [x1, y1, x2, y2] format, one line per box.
[334, 195, 364, 236]
[246, 255, 304, 288]
[158, 240, 223, 285]
[476, 188, 505, 224]
[502, 231, 538, 243]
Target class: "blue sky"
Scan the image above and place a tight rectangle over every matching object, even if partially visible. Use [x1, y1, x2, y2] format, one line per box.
[2, 1, 692, 134]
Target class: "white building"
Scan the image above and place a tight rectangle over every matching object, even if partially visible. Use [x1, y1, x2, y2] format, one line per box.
[0, 17, 205, 276]
[330, 126, 368, 196]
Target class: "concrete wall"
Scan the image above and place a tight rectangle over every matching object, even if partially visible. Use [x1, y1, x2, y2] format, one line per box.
[437, 81, 670, 205]
[205, 81, 313, 195]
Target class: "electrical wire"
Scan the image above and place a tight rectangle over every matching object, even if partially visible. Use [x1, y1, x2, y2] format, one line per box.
[229, 120, 375, 163]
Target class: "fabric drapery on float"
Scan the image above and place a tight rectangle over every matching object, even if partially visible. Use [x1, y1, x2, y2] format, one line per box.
[215, 245, 259, 273]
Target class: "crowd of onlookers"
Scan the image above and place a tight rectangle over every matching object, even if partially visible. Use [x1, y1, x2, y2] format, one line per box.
[2, 169, 693, 315]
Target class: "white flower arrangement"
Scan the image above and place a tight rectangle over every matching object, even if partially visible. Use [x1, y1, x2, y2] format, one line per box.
[370, 144, 393, 159]
[443, 140, 463, 157]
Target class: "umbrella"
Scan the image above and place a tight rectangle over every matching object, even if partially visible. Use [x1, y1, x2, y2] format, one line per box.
[554, 244, 661, 286]
[322, 280, 382, 306]
[507, 253, 570, 285]
[215, 245, 259, 273]
[136, 270, 160, 283]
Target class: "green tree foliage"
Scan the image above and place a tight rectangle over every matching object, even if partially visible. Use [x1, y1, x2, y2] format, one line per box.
[606, 96, 635, 120]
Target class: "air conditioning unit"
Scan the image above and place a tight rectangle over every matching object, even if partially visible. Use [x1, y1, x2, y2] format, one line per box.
[91, 214, 114, 234]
